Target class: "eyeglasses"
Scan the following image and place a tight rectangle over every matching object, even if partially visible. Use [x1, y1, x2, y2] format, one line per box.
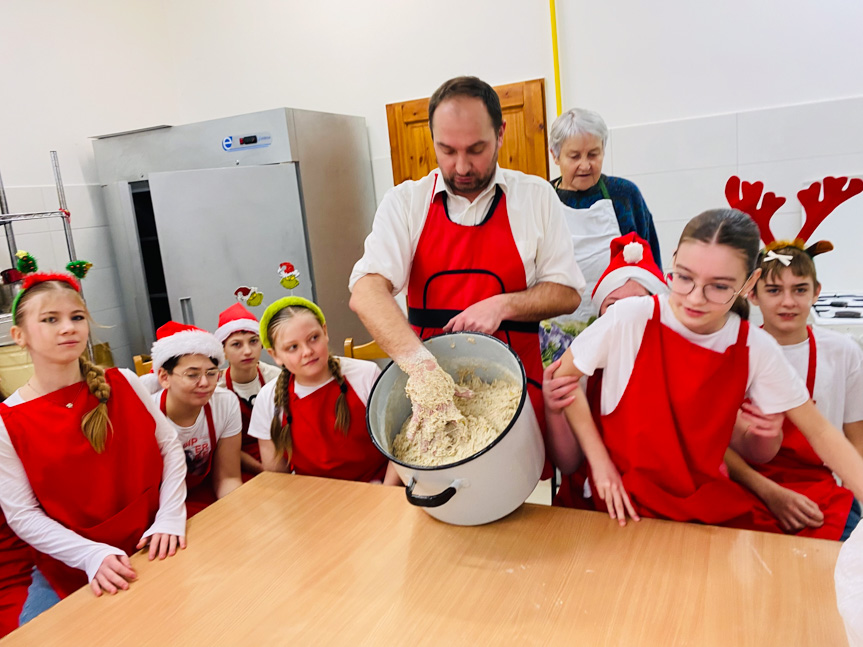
[173, 368, 222, 385]
[666, 271, 750, 305]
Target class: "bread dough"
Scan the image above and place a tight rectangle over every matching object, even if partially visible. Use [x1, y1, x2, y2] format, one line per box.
[393, 371, 521, 467]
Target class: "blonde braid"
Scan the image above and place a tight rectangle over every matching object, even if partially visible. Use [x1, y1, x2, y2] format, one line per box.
[269, 368, 293, 457]
[328, 355, 351, 434]
[79, 357, 113, 453]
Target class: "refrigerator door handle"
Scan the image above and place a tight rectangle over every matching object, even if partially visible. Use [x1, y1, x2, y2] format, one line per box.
[179, 297, 195, 326]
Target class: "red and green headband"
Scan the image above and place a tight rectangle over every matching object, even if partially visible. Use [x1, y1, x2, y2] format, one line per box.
[11, 251, 93, 324]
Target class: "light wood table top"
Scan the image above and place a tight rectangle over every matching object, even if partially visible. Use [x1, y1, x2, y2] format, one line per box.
[3, 473, 846, 646]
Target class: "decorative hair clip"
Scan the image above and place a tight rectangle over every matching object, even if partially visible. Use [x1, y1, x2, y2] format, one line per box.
[278, 262, 300, 290]
[763, 250, 793, 267]
[725, 175, 862, 259]
[234, 286, 264, 307]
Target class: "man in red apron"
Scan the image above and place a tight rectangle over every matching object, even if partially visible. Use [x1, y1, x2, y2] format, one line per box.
[350, 76, 585, 477]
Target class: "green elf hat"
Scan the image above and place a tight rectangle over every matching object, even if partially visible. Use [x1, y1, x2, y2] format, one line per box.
[10, 251, 93, 324]
[259, 296, 326, 349]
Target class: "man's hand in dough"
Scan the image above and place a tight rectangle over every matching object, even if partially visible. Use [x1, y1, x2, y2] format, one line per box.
[443, 295, 505, 335]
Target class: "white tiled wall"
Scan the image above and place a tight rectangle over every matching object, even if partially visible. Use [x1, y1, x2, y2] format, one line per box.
[607, 97, 863, 285]
[0, 184, 133, 369]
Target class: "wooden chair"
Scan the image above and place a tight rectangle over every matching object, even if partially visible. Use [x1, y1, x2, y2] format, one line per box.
[133, 354, 153, 376]
[343, 338, 389, 361]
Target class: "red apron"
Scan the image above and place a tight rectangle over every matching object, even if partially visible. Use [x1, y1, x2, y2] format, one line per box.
[160, 391, 218, 517]
[749, 327, 854, 539]
[225, 366, 264, 465]
[1, 369, 163, 597]
[0, 515, 33, 637]
[406, 175, 549, 476]
[284, 376, 387, 482]
[590, 296, 781, 530]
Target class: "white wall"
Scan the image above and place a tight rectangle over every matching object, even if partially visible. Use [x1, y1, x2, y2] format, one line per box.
[0, 0, 177, 367]
[556, 0, 863, 127]
[159, 0, 558, 202]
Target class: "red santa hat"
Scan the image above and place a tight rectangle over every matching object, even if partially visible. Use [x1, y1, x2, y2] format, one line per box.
[592, 232, 667, 309]
[150, 321, 225, 373]
[214, 303, 260, 344]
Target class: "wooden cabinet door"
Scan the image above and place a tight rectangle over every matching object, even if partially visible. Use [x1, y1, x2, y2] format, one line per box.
[386, 79, 549, 186]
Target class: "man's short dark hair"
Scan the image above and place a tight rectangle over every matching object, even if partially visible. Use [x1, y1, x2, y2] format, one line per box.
[428, 76, 503, 134]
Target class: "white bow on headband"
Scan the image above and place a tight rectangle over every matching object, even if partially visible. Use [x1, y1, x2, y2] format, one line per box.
[764, 250, 793, 266]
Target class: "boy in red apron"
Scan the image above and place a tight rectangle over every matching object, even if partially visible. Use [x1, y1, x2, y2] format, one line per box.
[249, 297, 399, 485]
[544, 233, 667, 509]
[151, 322, 242, 517]
[215, 303, 281, 478]
[0, 260, 186, 628]
[724, 244, 862, 540]
[553, 209, 863, 527]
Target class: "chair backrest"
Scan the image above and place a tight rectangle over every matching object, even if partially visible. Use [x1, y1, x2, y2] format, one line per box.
[343, 337, 389, 361]
[133, 354, 153, 377]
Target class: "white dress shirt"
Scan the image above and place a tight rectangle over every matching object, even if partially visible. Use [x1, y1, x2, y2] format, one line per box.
[349, 166, 586, 296]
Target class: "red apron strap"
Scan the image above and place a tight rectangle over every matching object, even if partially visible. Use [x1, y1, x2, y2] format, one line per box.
[257, 367, 265, 387]
[159, 388, 168, 414]
[805, 326, 816, 397]
[225, 367, 233, 392]
[203, 403, 217, 449]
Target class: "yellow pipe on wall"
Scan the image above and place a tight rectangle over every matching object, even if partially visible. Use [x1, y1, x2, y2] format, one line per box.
[549, 0, 562, 116]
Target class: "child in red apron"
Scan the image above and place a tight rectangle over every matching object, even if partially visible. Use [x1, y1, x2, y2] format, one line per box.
[0, 266, 187, 628]
[553, 209, 863, 527]
[214, 303, 281, 477]
[150, 322, 243, 517]
[544, 233, 667, 509]
[249, 297, 399, 485]
[725, 243, 863, 540]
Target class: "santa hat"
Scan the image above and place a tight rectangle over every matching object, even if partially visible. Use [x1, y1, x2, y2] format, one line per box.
[592, 233, 667, 309]
[150, 321, 225, 373]
[214, 303, 260, 344]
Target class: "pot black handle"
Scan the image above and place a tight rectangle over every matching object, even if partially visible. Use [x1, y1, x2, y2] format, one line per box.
[405, 477, 457, 508]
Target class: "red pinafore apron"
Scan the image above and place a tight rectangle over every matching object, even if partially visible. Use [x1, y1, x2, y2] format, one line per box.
[282, 376, 387, 482]
[589, 296, 781, 530]
[749, 327, 854, 539]
[406, 174, 549, 475]
[0, 516, 33, 637]
[160, 390, 218, 517]
[225, 366, 264, 465]
[0, 369, 163, 598]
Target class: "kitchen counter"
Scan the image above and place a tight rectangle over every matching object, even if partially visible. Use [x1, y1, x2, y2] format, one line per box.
[1, 473, 846, 646]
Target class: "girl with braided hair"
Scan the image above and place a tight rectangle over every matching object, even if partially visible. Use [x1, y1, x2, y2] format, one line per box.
[0, 257, 187, 628]
[248, 297, 399, 484]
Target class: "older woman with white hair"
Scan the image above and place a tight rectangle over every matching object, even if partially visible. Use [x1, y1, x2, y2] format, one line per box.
[541, 108, 661, 364]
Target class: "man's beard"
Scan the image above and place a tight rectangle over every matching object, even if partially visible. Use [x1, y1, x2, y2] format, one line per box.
[442, 148, 498, 197]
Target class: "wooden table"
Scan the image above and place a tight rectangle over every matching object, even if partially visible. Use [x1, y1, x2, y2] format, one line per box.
[2, 473, 846, 646]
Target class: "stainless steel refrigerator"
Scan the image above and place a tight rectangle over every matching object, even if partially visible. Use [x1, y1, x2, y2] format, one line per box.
[93, 108, 376, 357]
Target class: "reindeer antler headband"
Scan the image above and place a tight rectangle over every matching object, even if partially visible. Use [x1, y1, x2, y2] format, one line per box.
[725, 175, 863, 257]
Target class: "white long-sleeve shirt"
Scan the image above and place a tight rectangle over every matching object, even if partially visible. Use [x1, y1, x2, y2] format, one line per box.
[0, 368, 187, 582]
[349, 166, 586, 296]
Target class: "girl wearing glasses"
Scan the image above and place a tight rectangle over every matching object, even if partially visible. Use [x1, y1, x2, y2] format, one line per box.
[151, 322, 242, 517]
[249, 297, 399, 484]
[552, 209, 863, 528]
[0, 269, 186, 626]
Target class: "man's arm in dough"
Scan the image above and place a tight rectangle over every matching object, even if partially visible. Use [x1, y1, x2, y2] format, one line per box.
[444, 282, 581, 335]
[350, 273, 424, 364]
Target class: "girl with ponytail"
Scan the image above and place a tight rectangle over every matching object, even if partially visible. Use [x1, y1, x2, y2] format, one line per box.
[0, 255, 187, 628]
[248, 297, 399, 484]
[552, 209, 863, 530]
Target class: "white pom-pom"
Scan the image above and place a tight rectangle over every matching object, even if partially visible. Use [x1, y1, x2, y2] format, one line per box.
[623, 241, 644, 264]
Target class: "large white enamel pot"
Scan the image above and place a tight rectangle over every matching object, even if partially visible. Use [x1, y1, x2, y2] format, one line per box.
[367, 332, 545, 526]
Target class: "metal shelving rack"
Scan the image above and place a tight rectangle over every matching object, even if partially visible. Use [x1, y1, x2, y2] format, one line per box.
[0, 152, 91, 359]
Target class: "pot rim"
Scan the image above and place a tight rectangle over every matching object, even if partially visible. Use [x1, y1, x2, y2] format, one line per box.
[366, 331, 527, 471]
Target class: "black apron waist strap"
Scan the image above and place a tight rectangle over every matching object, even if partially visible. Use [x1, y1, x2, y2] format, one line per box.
[407, 307, 539, 334]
